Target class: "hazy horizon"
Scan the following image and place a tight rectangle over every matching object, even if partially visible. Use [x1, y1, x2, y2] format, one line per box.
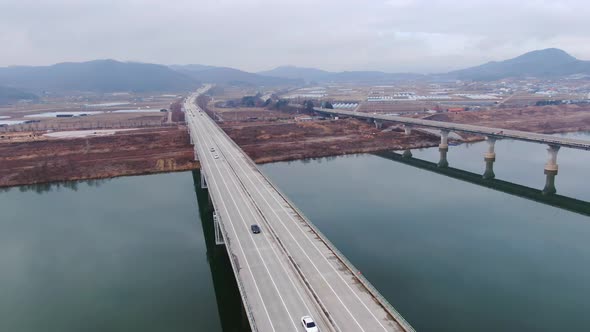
[1, 0, 590, 73]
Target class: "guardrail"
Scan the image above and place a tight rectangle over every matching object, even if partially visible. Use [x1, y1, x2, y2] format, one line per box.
[192, 125, 259, 331]
[206, 102, 416, 332]
[318, 108, 590, 151]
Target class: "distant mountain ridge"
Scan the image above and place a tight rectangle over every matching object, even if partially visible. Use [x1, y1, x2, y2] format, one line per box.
[0, 86, 38, 105]
[0, 48, 587, 94]
[258, 66, 333, 81]
[258, 66, 424, 83]
[446, 48, 590, 80]
[261, 48, 590, 82]
[0, 60, 197, 93]
[172, 64, 302, 86]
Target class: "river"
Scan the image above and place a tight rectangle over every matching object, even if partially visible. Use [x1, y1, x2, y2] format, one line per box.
[0, 133, 589, 331]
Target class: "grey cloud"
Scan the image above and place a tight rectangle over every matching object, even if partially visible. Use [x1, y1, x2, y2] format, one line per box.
[0, 0, 589, 73]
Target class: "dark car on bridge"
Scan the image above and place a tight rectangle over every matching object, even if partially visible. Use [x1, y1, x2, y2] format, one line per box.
[251, 224, 261, 234]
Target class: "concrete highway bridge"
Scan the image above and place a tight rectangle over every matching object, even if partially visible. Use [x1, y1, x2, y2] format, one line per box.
[316, 108, 590, 192]
[184, 87, 415, 332]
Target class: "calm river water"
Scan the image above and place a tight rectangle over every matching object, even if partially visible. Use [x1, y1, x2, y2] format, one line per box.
[1, 132, 589, 332]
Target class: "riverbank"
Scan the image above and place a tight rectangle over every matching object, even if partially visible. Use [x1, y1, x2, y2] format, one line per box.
[2, 103, 589, 187]
[0, 126, 199, 188]
[427, 104, 590, 133]
[222, 119, 442, 164]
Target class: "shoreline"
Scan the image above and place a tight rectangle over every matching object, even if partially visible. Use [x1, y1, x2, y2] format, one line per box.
[2, 127, 586, 189]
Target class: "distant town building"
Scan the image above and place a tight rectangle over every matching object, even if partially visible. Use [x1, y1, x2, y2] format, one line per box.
[295, 116, 313, 122]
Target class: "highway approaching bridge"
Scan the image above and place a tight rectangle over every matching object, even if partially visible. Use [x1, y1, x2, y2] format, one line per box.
[185, 87, 414, 332]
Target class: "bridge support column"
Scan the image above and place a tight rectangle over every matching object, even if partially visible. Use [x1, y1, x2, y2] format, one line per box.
[402, 149, 413, 158]
[483, 136, 497, 179]
[201, 170, 208, 189]
[544, 145, 560, 173]
[374, 120, 383, 129]
[542, 145, 560, 195]
[483, 159, 496, 179]
[543, 170, 558, 195]
[439, 129, 450, 150]
[213, 211, 225, 245]
[404, 125, 413, 135]
[438, 147, 449, 168]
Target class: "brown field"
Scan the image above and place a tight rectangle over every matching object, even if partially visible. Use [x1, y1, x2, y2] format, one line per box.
[427, 104, 590, 133]
[211, 105, 294, 122]
[0, 126, 198, 188]
[221, 119, 440, 163]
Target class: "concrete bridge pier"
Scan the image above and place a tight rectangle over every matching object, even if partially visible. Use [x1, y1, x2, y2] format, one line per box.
[437, 129, 450, 168]
[543, 170, 558, 195]
[374, 120, 383, 129]
[201, 170, 208, 189]
[483, 159, 496, 179]
[544, 145, 560, 172]
[439, 129, 450, 150]
[213, 211, 225, 245]
[438, 148, 449, 168]
[543, 145, 560, 195]
[483, 136, 497, 179]
[402, 149, 413, 158]
[404, 125, 413, 135]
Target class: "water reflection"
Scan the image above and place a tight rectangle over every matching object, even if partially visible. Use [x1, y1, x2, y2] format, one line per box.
[0, 178, 110, 194]
[191, 170, 251, 332]
[375, 151, 590, 217]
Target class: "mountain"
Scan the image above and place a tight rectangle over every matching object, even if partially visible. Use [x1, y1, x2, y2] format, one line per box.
[169, 64, 218, 72]
[0, 60, 197, 93]
[259, 66, 424, 83]
[0, 86, 38, 105]
[263, 49, 590, 82]
[447, 48, 590, 80]
[173, 65, 302, 86]
[258, 66, 333, 81]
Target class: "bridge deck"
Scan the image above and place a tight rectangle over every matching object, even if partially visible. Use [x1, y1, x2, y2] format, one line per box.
[186, 89, 413, 332]
[319, 108, 590, 150]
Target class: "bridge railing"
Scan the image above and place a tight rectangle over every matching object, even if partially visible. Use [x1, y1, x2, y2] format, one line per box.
[263, 175, 417, 332]
[318, 108, 590, 150]
[194, 143, 260, 331]
[205, 108, 416, 332]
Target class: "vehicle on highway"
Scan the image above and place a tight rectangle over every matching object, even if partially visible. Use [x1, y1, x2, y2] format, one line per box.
[250, 224, 261, 234]
[301, 316, 318, 332]
[214, 154, 219, 159]
[210, 147, 215, 152]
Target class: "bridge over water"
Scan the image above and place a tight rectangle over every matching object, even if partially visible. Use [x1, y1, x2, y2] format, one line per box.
[185, 87, 414, 332]
[316, 108, 590, 195]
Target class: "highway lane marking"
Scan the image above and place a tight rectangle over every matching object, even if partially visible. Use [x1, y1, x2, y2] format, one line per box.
[195, 106, 370, 332]
[191, 106, 300, 332]
[205, 112, 393, 331]
[197, 113, 340, 332]
[195, 114, 316, 321]
[187, 102, 278, 332]
[208, 124, 368, 332]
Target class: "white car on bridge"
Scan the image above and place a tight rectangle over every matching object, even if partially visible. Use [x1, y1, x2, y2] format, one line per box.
[301, 315, 319, 332]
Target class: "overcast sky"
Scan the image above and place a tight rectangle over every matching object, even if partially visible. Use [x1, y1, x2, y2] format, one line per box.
[1, 0, 589, 73]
